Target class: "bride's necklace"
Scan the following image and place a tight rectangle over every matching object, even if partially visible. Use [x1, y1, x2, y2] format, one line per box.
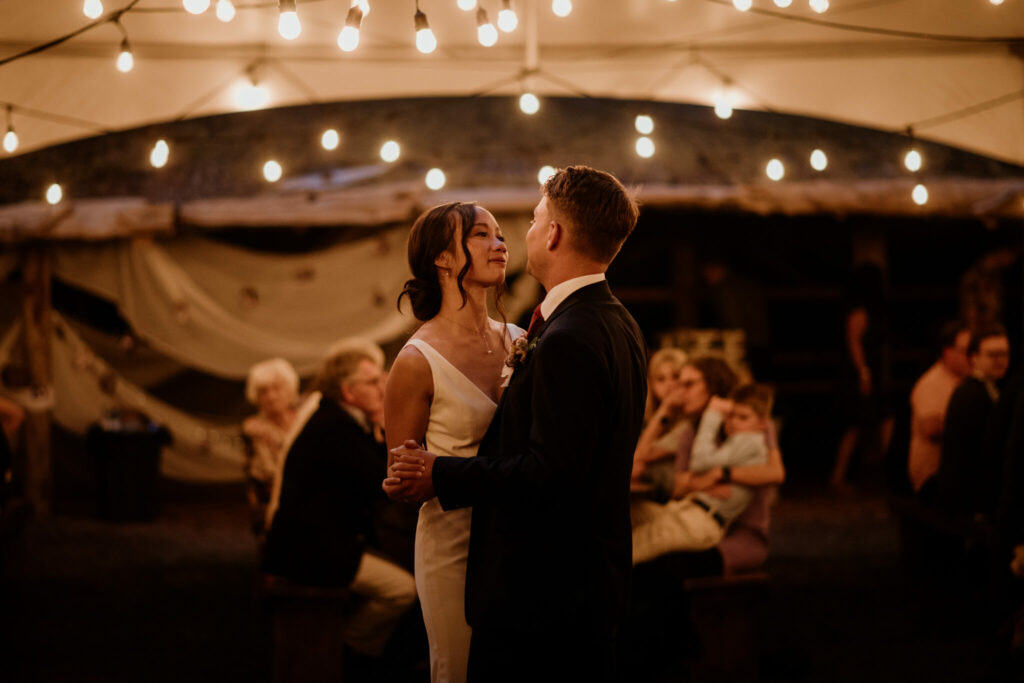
[440, 315, 493, 354]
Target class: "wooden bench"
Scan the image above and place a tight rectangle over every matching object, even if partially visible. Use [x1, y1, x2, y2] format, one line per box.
[683, 572, 770, 681]
[888, 496, 999, 582]
[262, 574, 353, 683]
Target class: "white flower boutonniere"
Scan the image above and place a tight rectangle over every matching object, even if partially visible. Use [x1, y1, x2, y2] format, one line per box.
[501, 334, 539, 387]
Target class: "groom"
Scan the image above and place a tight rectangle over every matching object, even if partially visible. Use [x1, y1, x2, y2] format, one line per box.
[387, 165, 647, 681]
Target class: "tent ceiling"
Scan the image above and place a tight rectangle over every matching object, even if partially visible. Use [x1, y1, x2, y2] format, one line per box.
[1, 0, 1022, 164]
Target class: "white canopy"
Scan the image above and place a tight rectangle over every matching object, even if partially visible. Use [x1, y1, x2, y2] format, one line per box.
[1, 0, 1022, 165]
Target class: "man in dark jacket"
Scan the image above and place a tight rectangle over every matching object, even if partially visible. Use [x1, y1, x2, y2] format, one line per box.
[263, 339, 416, 656]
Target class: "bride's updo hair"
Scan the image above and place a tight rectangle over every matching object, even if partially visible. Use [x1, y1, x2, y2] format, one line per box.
[398, 201, 481, 321]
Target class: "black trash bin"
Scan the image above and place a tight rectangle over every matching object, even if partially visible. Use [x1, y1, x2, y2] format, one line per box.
[87, 413, 171, 522]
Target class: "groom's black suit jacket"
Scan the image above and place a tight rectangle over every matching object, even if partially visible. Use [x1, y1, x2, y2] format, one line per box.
[433, 281, 647, 637]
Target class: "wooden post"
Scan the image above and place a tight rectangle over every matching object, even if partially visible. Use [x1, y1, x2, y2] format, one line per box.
[20, 244, 53, 518]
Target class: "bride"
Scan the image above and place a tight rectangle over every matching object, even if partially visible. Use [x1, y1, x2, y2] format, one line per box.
[384, 201, 523, 683]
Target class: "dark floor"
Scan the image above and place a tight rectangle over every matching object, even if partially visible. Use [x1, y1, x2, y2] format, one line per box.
[1, 475, 1022, 682]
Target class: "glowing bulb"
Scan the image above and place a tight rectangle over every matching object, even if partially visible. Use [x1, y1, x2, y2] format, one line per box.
[150, 140, 169, 168]
[912, 184, 929, 205]
[116, 45, 134, 73]
[713, 91, 733, 119]
[83, 0, 104, 19]
[904, 149, 922, 172]
[733, 0, 752, 10]
[46, 183, 63, 205]
[321, 129, 340, 150]
[809, 0, 829, 12]
[380, 140, 401, 163]
[635, 115, 654, 135]
[263, 160, 282, 183]
[810, 149, 828, 171]
[477, 8, 498, 47]
[278, 8, 302, 40]
[766, 159, 785, 181]
[498, 3, 518, 32]
[215, 0, 236, 22]
[636, 137, 655, 158]
[183, 0, 210, 14]
[538, 165, 556, 184]
[773, 0, 793, 6]
[352, 0, 370, 16]
[552, 0, 572, 17]
[3, 130, 18, 154]
[415, 10, 437, 54]
[519, 93, 540, 115]
[338, 26, 360, 51]
[458, 0, 477, 10]
[235, 81, 269, 110]
[425, 168, 446, 190]
[990, 0, 1005, 4]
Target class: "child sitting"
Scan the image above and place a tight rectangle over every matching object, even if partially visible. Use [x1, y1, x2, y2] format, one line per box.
[631, 383, 774, 565]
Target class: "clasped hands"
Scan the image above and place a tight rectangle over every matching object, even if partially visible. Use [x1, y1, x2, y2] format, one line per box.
[383, 439, 436, 502]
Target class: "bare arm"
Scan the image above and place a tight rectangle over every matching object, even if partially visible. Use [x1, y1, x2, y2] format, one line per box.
[846, 307, 871, 395]
[383, 346, 433, 467]
[0, 396, 25, 442]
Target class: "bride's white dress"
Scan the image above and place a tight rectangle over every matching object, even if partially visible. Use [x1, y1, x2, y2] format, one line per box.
[403, 336, 509, 683]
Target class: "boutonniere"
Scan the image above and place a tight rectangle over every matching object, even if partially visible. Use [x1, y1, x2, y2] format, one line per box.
[501, 334, 539, 387]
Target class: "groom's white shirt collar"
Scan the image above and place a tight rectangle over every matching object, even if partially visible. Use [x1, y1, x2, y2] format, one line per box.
[540, 273, 606, 320]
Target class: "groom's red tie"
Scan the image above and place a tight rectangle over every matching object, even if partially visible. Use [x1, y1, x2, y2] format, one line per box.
[527, 304, 544, 337]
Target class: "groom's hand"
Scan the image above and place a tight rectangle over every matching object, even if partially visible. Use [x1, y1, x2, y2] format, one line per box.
[382, 439, 436, 502]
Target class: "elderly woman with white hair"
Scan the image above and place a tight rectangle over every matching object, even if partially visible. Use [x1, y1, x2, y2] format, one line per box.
[242, 357, 300, 534]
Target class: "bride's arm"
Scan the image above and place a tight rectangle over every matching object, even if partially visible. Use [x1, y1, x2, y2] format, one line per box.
[384, 345, 434, 468]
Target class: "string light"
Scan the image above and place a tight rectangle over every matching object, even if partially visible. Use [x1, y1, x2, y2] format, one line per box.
[46, 183, 63, 205]
[425, 168, 446, 190]
[766, 158, 785, 181]
[635, 114, 654, 135]
[809, 0, 829, 13]
[519, 92, 540, 115]
[380, 140, 401, 162]
[635, 137, 655, 158]
[904, 148, 922, 172]
[353, 0, 370, 16]
[414, 9, 437, 54]
[150, 139, 169, 168]
[215, 0, 236, 22]
[182, 0, 210, 15]
[115, 22, 134, 74]
[263, 160, 282, 182]
[538, 165, 556, 184]
[321, 128, 340, 150]
[477, 8, 498, 47]
[338, 4, 363, 52]
[733, 0, 752, 11]
[3, 106, 18, 154]
[810, 149, 828, 171]
[989, 0, 1005, 5]
[457, 0, 477, 10]
[278, 0, 301, 40]
[498, 0, 519, 32]
[773, 0, 793, 6]
[912, 183, 929, 205]
[235, 68, 269, 110]
[83, 0, 104, 20]
[552, 0, 572, 18]
[713, 90, 734, 119]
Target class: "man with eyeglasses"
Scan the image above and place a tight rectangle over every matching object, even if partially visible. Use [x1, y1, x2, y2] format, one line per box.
[935, 323, 1011, 518]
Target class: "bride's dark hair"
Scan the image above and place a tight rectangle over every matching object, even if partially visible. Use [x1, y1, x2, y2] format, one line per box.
[398, 201, 507, 322]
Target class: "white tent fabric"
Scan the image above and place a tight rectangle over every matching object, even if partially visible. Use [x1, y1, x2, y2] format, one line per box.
[1, 1, 1021, 165]
[49, 214, 534, 379]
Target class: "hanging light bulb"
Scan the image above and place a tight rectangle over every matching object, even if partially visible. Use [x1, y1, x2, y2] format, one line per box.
[338, 4, 363, 52]
[904, 149, 922, 172]
[810, 149, 828, 171]
[773, 0, 793, 6]
[519, 92, 540, 114]
[414, 9, 437, 54]
[116, 38, 134, 73]
[635, 137, 655, 158]
[989, 0, 1005, 5]
[912, 183, 929, 206]
[552, 0, 572, 17]
[380, 140, 401, 162]
[352, 0, 370, 16]
[766, 158, 785, 181]
[477, 7, 498, 46]
[809, 0, 829, 13]
[425, 168, 446, 190]
[46, 183, 63, 205]
[713, 90, 734, 119]
[278, 0, 301, 40]
[538, 165, 556, 184]
[733, 0, 752, 11]
[458, 0, 477, 10]
[83, 0, 104, 19]
[263, 160, 283, 182]
[3, 107, 17, 154]
[635, 114, 654, 135]
[321, 129, 340, 150]
[150, 139, 170, 168]
[498, 0, 519, 32]
[182, 0, 211, 14]
[235, 69, 269, 110]
[215, 0, 236, 22]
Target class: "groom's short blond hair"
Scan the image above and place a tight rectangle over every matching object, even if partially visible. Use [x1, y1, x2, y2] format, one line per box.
[542, 165, 639, 263]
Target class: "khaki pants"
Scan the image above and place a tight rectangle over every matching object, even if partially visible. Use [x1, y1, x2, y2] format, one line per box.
[631, 496, 726, 565]
[345, 552, 417, 656]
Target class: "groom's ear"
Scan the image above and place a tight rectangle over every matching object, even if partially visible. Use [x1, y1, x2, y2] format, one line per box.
[546, 221, 562, 251]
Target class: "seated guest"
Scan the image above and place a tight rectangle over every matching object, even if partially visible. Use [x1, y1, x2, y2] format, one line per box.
[242, 358, 300, 535]
[263, 339, 416, 658]
[632, 383, 774, 564]
[908, 322, 970, 499]
[632, 347, 689, 501]
[936, 323, 1011, 518]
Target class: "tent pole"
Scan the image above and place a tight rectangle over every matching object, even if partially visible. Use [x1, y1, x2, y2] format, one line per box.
[20, 244, 53, 518]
